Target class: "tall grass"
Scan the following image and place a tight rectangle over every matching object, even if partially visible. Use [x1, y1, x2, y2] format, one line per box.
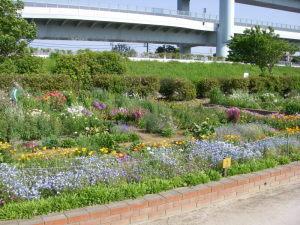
[125, 61, 300, 81]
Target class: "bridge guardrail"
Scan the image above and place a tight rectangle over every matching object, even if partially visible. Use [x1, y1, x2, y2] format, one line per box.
[23, 0, 300, 32]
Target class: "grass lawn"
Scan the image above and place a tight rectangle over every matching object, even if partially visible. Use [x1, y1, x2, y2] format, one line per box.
[125, 61, 300, 81]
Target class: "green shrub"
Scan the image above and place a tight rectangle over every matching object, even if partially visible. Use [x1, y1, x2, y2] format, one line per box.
[93, 74, 160, 97]
[196, 78, 220, 98]
[0, 74, 73, 91]
[220, 78, 249, 94]
[284, 100, 300, 115]
[53, 51, 126, 76]
[198, 76, 300, 97]
[159, 78, 196, 101]
[0, 59, 17, 74]
[13, 56, 44, 74]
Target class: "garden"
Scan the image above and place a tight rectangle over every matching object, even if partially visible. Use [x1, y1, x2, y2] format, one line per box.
[0, 51, 300, 220]
[0, 0, 300, 221]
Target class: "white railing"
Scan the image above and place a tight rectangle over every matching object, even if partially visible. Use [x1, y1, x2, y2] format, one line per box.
[23, 0, 300, 32]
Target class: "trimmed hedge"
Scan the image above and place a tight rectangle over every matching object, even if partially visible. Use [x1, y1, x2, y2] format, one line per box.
[160, 78, 197, 101]
[197, 76, 300, 97]
[0, 74, 73, 91]
[93, 74, 160, 97]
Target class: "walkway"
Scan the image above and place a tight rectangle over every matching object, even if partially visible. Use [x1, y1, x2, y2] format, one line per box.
[143, 182, 300, 225]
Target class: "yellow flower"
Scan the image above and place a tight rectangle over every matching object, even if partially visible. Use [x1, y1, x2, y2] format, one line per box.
[111, 150, 117, 156]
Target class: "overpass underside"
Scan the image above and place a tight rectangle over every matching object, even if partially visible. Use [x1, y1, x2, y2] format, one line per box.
[31, 18, 216, 52]
[236, 0, 300, 13]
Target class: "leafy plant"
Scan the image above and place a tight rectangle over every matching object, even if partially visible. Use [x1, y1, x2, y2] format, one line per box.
[159, 78, 196, 101]
[228, 26, 298, 75]
[0, 0, 37, 60]
[190, 120, 215, 140]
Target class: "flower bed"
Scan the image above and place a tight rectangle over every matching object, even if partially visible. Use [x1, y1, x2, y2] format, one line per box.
[1, 87, 300, 221]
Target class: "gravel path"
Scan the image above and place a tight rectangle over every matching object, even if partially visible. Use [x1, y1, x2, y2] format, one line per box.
[143, 182, 300, 225]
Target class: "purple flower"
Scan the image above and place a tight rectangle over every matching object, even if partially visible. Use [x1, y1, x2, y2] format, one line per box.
[110, 108, 128, 117]
[131, 109, 145, 121]
[226, 107, 241, 123]
[82, 109, 93, 117]
[93, 101, 107, 110]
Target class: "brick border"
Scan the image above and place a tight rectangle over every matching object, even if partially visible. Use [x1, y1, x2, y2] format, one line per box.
[2, 162, 300, 225]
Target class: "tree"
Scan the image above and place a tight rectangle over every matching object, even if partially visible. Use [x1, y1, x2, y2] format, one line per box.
[228, 26, 298, 75]
[112, 44, 137, 57]
[155, 45, 179, 54]
[0, 0, 37, 60]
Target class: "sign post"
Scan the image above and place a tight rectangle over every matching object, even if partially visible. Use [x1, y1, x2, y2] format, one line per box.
[222, 157, 232, 177]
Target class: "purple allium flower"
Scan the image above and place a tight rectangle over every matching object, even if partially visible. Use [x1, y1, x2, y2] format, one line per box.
[131, 109, 145, 121]
[93, 101, 107, 110]
[226, 107, 241, 123]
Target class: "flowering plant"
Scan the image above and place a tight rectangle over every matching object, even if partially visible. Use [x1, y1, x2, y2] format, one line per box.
[40, 91, 66, 110]
[110, 108, 145, 123]
[92, 100, 107, 111]
[66, 106, 92, 117]
[226, 107, 241, 123]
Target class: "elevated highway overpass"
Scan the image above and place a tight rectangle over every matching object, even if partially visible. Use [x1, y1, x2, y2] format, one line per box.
[22, 0, 300, 57]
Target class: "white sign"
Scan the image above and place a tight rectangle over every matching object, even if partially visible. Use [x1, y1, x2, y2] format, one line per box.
[243, 72, 249, 78]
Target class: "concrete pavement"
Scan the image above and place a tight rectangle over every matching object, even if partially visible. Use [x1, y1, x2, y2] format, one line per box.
[143, 182, 300, 225]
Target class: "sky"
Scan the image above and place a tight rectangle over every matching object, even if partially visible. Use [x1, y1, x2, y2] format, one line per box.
[31, 0, 300, 54]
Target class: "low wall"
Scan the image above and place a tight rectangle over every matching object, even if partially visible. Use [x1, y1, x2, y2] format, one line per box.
[2, 162, 300, 225]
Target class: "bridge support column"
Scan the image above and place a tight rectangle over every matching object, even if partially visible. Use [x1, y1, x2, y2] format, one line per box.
[217, 0, 235, 58]
[177, 0, 190, 11]
[178, 44, 192, 54]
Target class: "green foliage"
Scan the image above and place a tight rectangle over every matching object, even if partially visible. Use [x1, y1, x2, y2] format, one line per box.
[284, 100, 300, 115]
[0, 0, 37, 59]
[112, 44, 137, 57]
[197, 76, 300, 98]
[220, 77, 249, 94]
[155, 45, 179, 54]
[13, 55, 44, 74]
[228, 26, 298, 75]
[190, 120, 215, 140]
[126, 61, 300, 81]
[53, 51, 127, 90]
[53, 51, 127, 76]
[0, 58, 17, 74]
[93, 74, 160, 97]
[143, 113, 177, 137]
[159, 78, 196, 101]
[197, 78, 219, 98]
[209, 87, 224, 104]
[0, 74, 73, 91]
